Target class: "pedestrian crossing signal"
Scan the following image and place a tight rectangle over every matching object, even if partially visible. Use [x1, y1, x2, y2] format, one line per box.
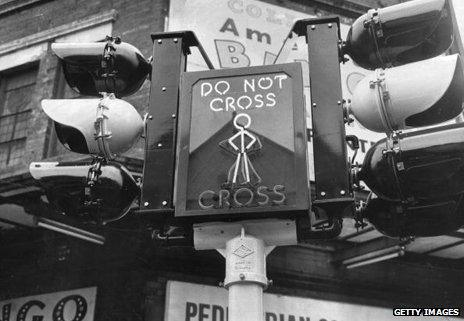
[174, 63, 309, 219]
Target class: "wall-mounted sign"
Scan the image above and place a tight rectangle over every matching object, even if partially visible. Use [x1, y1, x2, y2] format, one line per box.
[165, 281, 461, 321]
[175, 63, 309, 218]
[0, 287, 96, 321]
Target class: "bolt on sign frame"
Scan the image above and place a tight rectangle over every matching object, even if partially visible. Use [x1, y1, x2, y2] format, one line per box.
[175, 63, 310, 220]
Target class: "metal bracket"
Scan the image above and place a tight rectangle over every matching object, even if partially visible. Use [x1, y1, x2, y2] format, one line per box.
[366, 9, 384, 38]
[101, 35, 122, 78]
[364, 9, 387, 67]
[141, 31, 213, 213]
[291, 17, 353, 208]
[193, 219, 297, 250]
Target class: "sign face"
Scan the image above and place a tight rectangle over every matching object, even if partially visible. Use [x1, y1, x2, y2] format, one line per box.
[165, 281, 461, 321]
[176, 63, 309, 217]
[0, 287, 96, 321]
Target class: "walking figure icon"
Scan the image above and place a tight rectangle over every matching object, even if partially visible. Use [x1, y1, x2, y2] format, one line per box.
[219, 113, 262, 188]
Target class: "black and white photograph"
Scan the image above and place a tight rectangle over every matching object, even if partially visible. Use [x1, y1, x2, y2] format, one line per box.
[0, 0, 463, 320]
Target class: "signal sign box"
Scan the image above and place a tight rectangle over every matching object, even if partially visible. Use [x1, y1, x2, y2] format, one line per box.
[175, 63, 309, 219]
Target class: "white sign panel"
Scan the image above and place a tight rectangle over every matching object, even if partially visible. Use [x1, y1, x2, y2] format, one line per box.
[165, 281, 461, 321]
[0, 287, 97, 321]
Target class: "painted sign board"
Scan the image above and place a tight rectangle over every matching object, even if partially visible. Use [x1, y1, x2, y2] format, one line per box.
[165, 281, 462, 321]
[175, 63, 309, 217]
[0, 287, 96, 321]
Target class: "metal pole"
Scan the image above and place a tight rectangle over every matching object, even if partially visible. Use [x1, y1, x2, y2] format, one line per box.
[194, 220, 296, 321]
[220, 228, 275, 321]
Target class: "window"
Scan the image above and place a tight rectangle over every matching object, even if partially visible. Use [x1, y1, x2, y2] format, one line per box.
[45, 63, 89, 157]
[0, 65, 38, 167]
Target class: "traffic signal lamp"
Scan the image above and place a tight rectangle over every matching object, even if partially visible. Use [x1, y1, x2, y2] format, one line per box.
[346, 0, 464, 134]
[344, 0, 464, 237]
[359, 123, 464, 202]
[52, 40, 151, 97]
[357, 123, 464, 237]
[42, 96, 143, 159]
[364, 197, 464, 238]
[30, 37, 148, 222]
[30, 161, 140, 222]
[344, 0, 453, 70]
[349, 54, 463, 133]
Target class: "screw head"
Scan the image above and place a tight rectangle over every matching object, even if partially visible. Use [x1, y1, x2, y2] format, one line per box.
[320, 191, 326, 196]
[171, 114, 176, 118]
[144, 202, 149, 207]
[337, 100, 342, 105]
[162, 200, 168, 206]
[157, 39, 162, 44]
[311, 25, 316, 30]
[157, 143, 162, 147]
[340, 190, 346, 195]
[148, 115, 153, 120]
[312, 102, 317, 107]
[173, 38, 178, 43]
[328, 23, 333, 28]
[162, 87, 166, 91]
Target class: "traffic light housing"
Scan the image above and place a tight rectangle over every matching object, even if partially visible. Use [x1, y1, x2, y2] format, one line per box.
[349, 54, 463, 133]
[344, 0, 464, 237]
[52, 41, 151, 97]
[359, 123, 464, 202]
[42, 96, 143, 159]
[344, 0, 453, 70]
[30, 161, 139, 222]
[364, 197, 464, 238]
[31, 37, 148, 222]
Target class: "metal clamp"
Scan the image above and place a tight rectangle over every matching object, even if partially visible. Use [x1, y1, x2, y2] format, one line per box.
[367, 9, 384, 38]
[384, 131, 409, 202]
[370, 69, 397, 134]
[364, 9, 387, 67]
[84, 157, 106, 211]
[94, 93, 114, 159]
[101, 36, 121, 78]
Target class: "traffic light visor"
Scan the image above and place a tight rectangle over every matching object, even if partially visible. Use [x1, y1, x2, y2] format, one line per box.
[349, 54, 464, 133]
[345, 0, 453, 70]
[42, 98, 143, 158]
[52, 42, 151, 97]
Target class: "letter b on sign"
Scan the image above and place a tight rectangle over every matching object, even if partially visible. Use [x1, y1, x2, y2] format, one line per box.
[215, 40, 250, 68]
